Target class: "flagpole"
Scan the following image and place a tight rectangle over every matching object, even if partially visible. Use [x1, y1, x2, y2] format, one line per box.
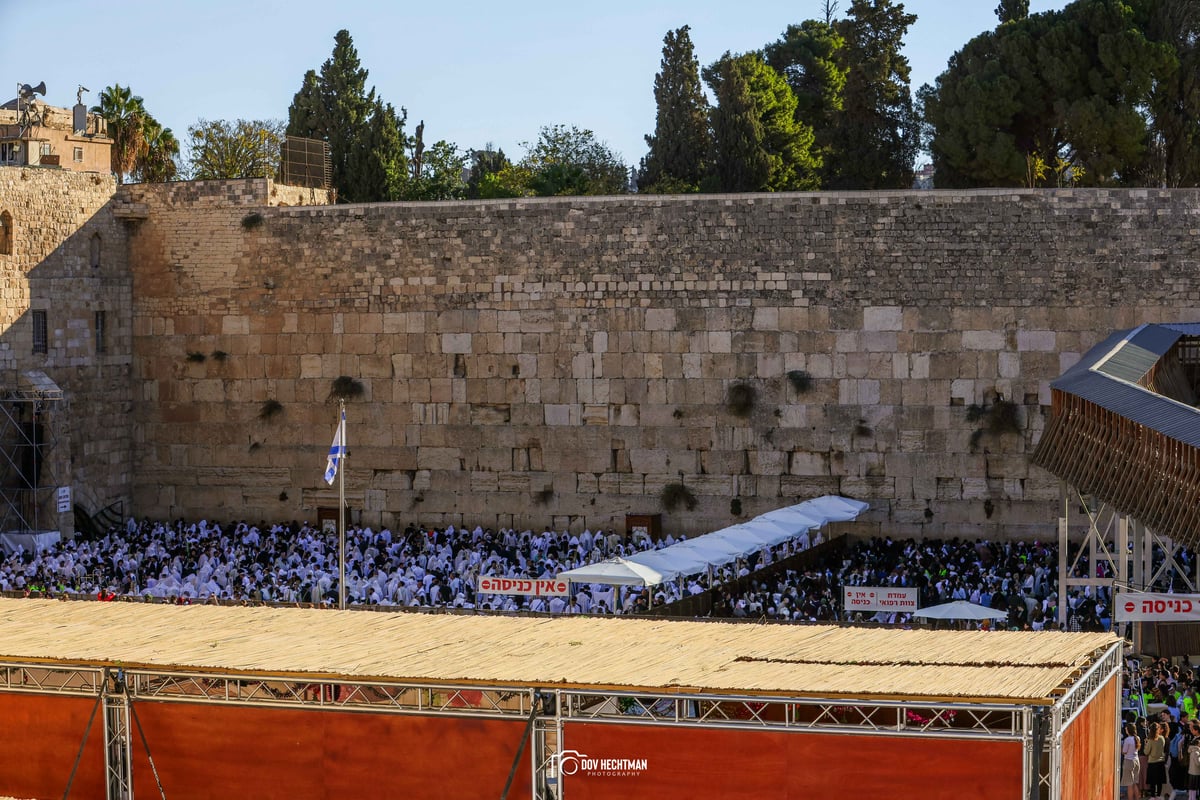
[338, 399, 346, 611]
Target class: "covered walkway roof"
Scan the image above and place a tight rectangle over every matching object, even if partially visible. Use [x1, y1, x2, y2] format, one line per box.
[1034, 323, 1200, 545]
[0, 598, 1116, 705]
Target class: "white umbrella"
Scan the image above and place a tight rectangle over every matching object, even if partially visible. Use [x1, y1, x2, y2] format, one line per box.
[557, 557, 671, 586]
[911, 600, 1008, 621]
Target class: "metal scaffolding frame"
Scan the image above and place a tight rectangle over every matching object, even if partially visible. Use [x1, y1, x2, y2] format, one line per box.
[0, 370, 64, 535]
[0, 644, 1124, 800]
[1057, 483, 1198, 636]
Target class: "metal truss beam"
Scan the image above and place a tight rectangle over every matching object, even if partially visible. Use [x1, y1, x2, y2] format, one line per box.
[123, 669, 538, 719]
[1057, 484, 1196, 634]
[557, 690, 1027, 738]
[0, 662, 102, 695]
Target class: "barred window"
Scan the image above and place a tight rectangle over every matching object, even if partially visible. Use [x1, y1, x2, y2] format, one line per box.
[95, 310, 106, 354]
[31, 310, 47, 354]
[0, 210, 12, 255]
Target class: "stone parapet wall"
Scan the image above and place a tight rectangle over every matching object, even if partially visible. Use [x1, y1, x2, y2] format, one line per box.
[121, 179, 333, 211]
[125, 187, 1200, 537]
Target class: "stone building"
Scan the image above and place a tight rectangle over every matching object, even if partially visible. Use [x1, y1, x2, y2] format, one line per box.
[2, 170, 1199, 539]
[0, 91, 111, 174]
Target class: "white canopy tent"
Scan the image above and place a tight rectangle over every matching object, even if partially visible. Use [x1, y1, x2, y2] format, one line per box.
[554, 557, 675, 586]
[912, 601, 1008, 621]
[557, 495, 869, 587]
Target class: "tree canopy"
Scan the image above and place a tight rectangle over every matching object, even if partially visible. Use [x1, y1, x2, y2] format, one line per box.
[704, 52, 821, 192]
[286, 30, 408, 202]
[639, 25, 711, 193]
[496, 125, 628, 197]
[825, 0, 920, 189]
[91, 85, 179, 183]
[185, 119, 284, 180]
[764, 20, 848, 180]
[923, 0, 1176, 187]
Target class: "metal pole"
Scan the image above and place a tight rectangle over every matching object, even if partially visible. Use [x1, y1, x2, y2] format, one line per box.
[1058, 483, 1068, 629]
[338, 400, 346, 611]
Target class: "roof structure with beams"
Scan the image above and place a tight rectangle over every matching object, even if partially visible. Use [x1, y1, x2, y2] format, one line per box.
[0, 599, 1117, 706]
[1033, 322, 1200, 545]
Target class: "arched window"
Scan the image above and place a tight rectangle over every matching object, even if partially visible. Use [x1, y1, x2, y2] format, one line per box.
[0, 211, 12, 255]
[89, 233, 101, 268]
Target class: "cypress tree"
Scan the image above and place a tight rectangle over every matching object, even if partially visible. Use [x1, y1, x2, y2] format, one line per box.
[705, 53, 820, 192]
[639, 25, 711, 193]
[287, 30, 407, 202]
[827, 0, 920, 189]
[765, 20, 848, 185]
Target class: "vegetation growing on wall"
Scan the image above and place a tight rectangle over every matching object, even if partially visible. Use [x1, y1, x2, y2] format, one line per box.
[661, 482, 698, 512]
[258, 399, 283, 420]
[786, 369, 813, 394]
[726, 382, 757, 417]
[967, 394, 1022, 451]
[328, 376, 364, 402]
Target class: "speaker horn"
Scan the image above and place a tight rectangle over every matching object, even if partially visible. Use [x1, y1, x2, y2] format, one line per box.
[19, 82, 46, 99]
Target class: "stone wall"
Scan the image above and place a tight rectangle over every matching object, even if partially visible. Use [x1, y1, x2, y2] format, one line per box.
[123, 186, 1200, 537]
[0, 167, 129, 529]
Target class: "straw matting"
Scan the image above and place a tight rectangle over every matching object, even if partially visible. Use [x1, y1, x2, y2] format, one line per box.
[0, 599, 1118, 704]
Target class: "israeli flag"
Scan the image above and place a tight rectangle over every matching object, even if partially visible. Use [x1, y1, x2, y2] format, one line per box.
[324, 409, 345, 485]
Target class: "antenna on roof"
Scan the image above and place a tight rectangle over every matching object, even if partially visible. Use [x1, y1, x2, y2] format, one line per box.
[16, 81, 46, 138]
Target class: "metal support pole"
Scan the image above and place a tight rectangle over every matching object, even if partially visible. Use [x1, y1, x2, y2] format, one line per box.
[338, 399, 346, 611]
[103, 669, 133, 800]
[1058, 483, 1068, 629]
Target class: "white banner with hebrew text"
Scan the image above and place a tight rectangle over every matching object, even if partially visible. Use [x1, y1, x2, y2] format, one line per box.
[1114, 592, 1200, 622]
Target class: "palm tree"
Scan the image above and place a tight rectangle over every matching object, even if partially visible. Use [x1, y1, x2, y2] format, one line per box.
[91, 84, 148, 183]
[139, 117, 179, 182]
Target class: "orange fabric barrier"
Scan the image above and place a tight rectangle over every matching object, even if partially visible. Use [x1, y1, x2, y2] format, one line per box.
[0, 693, 105, 799]
[1061, 676, 1118, 800]
[562, 721, 1022, 799]
[127, 701, 531, 800]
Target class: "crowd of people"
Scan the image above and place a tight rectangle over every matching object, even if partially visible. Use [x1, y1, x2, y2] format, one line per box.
[0, 516, 709, 613]
[710, 535, 1114, 630]
[0, 514, 1187, 634]
[1121, 656, 1200, 800]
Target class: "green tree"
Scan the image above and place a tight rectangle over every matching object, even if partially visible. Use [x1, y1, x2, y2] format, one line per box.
[764, 20, 848, 182]
[639, 25, 711, 193]
[350, 99, 408, 201]
[996, 0, 1030, 22]
[479, 164, 535, 198]
[466, 146, 510, 198]
[286, 30, 407, 202]
[827, 0, 920, 189]
[924, 0, 1170, 187]
[520, 125, 627, 196]
[704, 52, 821, 192]
[138, 118, 179, 182]
[185, 119, 285, 180]
[1137, 0, 1200, 186]
[402, 126, 468, 201]
[92, 84, 148, 183]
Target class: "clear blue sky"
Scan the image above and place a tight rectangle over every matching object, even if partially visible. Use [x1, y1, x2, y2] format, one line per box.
[6, 0, 1069, 170]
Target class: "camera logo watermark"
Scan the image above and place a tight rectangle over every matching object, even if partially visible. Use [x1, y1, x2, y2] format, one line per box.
[554, 749, 648, 778]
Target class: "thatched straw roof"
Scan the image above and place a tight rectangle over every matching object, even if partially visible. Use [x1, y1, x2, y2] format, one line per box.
[0, 599, 1117, 704]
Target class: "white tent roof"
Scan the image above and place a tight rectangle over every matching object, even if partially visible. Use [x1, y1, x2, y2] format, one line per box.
[912, 601, 1008, 621]
[558, 495, 869, 587]
[556, 557, 674, 586]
